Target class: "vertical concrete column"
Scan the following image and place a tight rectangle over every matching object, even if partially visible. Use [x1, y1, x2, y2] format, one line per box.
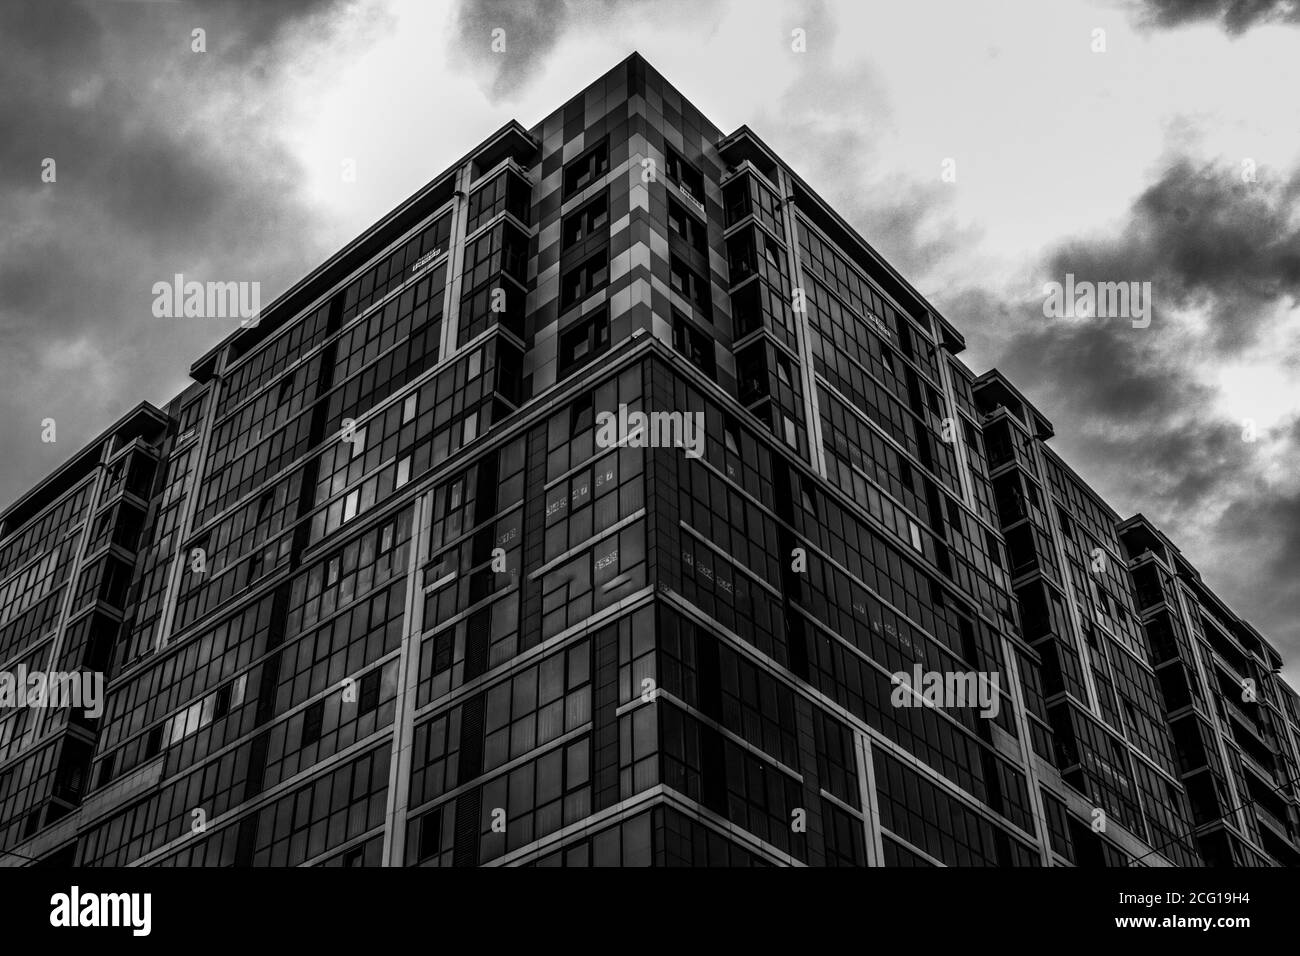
[1173, 579, 1250, 834]
[855, 732, 885, 866]
[439, 166, 472, 362]
[383, 490, 431, 867]
[1000, 639, 1055, 865]
[935, 350, 978, 511]
[775, 170, 827, 478]
[155, 364, 224, 653]
[36, 442, 113, 738]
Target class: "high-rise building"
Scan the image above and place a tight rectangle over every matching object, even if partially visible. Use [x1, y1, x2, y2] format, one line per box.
[1, 53, 1297, 868]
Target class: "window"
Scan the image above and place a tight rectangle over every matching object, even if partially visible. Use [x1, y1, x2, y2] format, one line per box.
[402, 393, 417, 424]
[462, 222, 528, 291]
[562, 193, 609, 247]
[417, 807, 443, 862]
[571, 394, 594, 433]
[560, 253, 609, 309]
[558, 309, 610, 379]
[669, 255, 711, 319]
[800, 476, 818, 517]
[665, 145, 705, 204]
[302, 701, 324, 745]
[782, 415, 798, 449]
[985, 529, 1003, 569]
[466, 170, 531, 234]
[667, 198, 706, 252]
[723, 418, 740, 454]
[344, 489, 359, 522]
[396, 456, 411, 488]
[775, 353, 793, 387]
[563, 139, 609, 198]
[359, 670, 381, 714]
[214, 683, 233, 720]
[178, 397, 203, 435]
[672, 313, 716, 378]
[342, 211, 452, 321]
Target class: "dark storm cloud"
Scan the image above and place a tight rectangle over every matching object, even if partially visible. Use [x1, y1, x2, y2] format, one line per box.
[950, 155, 1300, 667]
[0, 0, 351, 508]
[1133, 0, 1300, 33]
[993, 313, 1208, 423]
[1044, 159, 1300, 352]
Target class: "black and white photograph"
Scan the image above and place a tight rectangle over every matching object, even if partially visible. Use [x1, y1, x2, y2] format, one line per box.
[0, 0, 1297, 939]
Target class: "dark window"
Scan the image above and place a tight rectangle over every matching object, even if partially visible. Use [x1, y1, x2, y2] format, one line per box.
[562, 193, 609, 247]
[571, 393, 594, 433]
[418, 807, 444, 862]
[563, 140, 609, 198]
[462, 222, 528, 291]
[667, 198, 706, 252]
[214, 683, 232, 719]
[723, 417, 741, 454]
[985, 529, 1004, 569]
[673, 313, 716, 379]
[560, 252, 609, 309]
[665, 145, 705, 204]
[246, 552, 264, 585]
[359, 671, 381, 714]
[558, 309, 610, 379]
[178, 398, 203, 434]
[466, 170, 531, 234]
[302, 701, 325, 745]
[669, 255, 711, 320]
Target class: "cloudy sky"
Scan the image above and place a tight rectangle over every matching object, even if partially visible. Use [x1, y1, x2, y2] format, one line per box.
[1, 0, 1298, 681]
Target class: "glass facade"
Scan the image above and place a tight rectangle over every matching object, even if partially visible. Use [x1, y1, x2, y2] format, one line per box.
[1, 53, 1297, 869]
